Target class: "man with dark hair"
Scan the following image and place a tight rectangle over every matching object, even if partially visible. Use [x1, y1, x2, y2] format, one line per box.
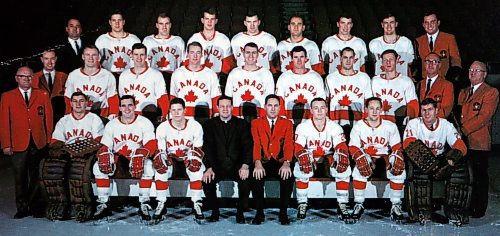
[202, 95, 253, 223]
[458, 61, 499, 218]
[322, 13, 367, 73]
[251, 94, 294, 225]
[58, 18, 87, 74]
[404, 98, 469, 226]
[231, 11, 277, 70]
[416, 12, 461, 80]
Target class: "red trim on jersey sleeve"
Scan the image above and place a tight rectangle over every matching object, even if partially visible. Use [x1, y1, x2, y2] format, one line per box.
[451, 139, 468, 156]
[278, 97, 286, 117]
[407, 99, 419, 118]
[143, 139, 158, 156]
[212, 95, 220, 115]
[157, 94, 170, 119]
[99, 145, 110, 153]
[335, 142, 348, 152]
[221, 55, 236, 74]
[311, 63, 325, 76]
[270, 61, 279, 74]
[349, 146, 363, 157]
[360, 64, 366, 72]
[94, 136, 103, 142]
[64, 97, 72, 114]
[108, 94, 119, 115]
[391, 143, 403, 152]
[294, 143, 306, 156]
[402, 137, 417, 148]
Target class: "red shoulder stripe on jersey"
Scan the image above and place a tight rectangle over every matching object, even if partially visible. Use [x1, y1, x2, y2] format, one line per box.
[407, 99, 420, 118]
[157, 94, 170, 119]
[143, 139, 158, 156]
[108, 94, 119, 115]
[451, 139, 468, 156]
[403, 137, 417, 148]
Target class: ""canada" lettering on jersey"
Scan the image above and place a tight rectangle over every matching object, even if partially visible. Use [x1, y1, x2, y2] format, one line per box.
[179, 80, 209, 94]
[285, 83, 317, 98]
[330, 84, 364, 98]
[66, 129, 93, 140]
[361, 136, 389, 146]
[123, 84, 151, 98]
[77, 85, 104, 96]
[234, 79, 264, 94]
[166, 139, 193, 149]
[113, 133, 140, 144]
[375, 88, 404, 103]
[308, 139, 332, 149]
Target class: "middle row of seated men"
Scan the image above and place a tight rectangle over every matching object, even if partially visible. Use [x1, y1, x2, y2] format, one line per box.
[52, 89, 466, 225]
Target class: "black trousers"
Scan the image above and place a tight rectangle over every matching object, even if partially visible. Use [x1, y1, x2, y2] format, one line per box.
[252, 159, 294, 213]
[203, 166, 250, 212]
[10, 140, 44, 213]
[469, 150, 489, 217]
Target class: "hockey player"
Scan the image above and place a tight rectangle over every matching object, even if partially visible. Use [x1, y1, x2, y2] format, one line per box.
[231, 11, 277, 70]
[225, 42, 275, 120]
[118, 43, 169, 124]
[277, 15, 324, 75]
[275, 46, 326, 126]
[325, 47, 372, 132]
[348, 97, 405, 223]
[293, 98, 349, 220]
[403, 98, 468, 226]
[41, 92, 104, 221]
[369, 13, 414, 77]
[93, 95, 157, 222]
[95, 10, 140, 78]
[64, 45, 119, 119]
[186, 7, 235, 75]
[322, 14, 367, 73]
[371, 49, 419, 130]
[142, 13, 185, 90]
[170, 42, 221, 124]
[153, 98, 206, 223]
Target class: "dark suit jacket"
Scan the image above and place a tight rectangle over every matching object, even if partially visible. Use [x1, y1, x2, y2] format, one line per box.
[1, 88, 53, 151]
[458, 83, 499, 151]
[203, 116, 253, 175]
[56, 38, 87, 74]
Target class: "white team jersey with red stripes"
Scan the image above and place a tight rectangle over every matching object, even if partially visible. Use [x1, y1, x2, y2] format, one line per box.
[225, 66, 274, 116]
[369, 36, 414, 76]
[231, 31, 277, 69]
[95, 33, 141, 73]
[170, 66, 221, 117]
[277, 37, 322, 72]
[371, 73, 418, 121]
[275, 69, 326, 120]
[118, 67, 167, 112]
[404, 118, 462, 156]
[325, 70, 373, 126]
[142, 35, 185, 72]
[100, 115, 155, 154]
[322, 34, 367, 73]
[186, 31, 233, 74]
[52, 112, 104, 144]
[65, 68, 118, 110]
[349, 119, 401, 157]
[295, 119, 346, 159]
[156, 119, 204, 156]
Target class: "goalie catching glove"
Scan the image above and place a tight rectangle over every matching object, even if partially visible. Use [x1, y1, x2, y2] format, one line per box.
[295, 149, 313, 174]
[129, 148, 149, 178]
[97, 147, 115, 174]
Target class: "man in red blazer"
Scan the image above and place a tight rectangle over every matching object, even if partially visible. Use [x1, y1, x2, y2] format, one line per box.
[251, 94, 294, 225]
[1, 66, 54, 218]
[417, 52, 454, 118]
[458, 61, 499, 218]
[416, 12, 461, 80]
[32, 49, 68, 125]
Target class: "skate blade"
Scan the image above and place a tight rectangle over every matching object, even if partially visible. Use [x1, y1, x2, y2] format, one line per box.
[194, 218, 206, 225]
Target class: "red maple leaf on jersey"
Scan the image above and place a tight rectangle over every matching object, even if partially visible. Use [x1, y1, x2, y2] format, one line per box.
[204, 58, 213, 68]
[175, 148, 186, 157]
[338, 94, 352, 106]
[241, 90, 255, 101]
[114, 56, 127, 69]
[184, 90, 198, 102]
[365, 146, 378, 156]
[294, 94, 308, 104]
[156, 56, 170, 68]
[285, 61, 294, 70]
[312, 145, 325, 157]
[118, 144, 132, 157]
[382, 99, 392, 112]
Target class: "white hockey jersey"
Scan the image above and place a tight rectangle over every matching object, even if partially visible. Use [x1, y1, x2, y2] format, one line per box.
[295, 119, 346, 161]
[143, 34, 185, 72]
[100, 115, 156, 155]
[52, 112, 104, 144]
[369, 36, 414, 76]
[95, 32, 141, 73]
[322, 34, 367, 73]
[277, 37, 324, 74]
[156, 119, 204, 157]
[349, 119, 401, 157]
[231, 31, 277, 69]
[186, 31, 234, 74]
[118, 66, 168, 112]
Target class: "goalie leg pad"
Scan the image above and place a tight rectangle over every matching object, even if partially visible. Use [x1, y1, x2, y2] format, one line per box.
[67, 157, 94, 221]
[406, 162, 433, 221]
[444, 162, 471, 224]
[39, 158, 69, 220]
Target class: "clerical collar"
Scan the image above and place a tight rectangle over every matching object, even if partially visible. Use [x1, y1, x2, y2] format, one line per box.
[220, 116, 232, 123]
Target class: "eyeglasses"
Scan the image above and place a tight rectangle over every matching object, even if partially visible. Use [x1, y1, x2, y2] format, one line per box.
[468, 68, 485, 73]
[424, 60, 440, 65]
[16, 75, 33, 79]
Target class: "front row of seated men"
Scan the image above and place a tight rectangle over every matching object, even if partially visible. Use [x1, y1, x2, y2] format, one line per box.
[41, 92, 471, 226]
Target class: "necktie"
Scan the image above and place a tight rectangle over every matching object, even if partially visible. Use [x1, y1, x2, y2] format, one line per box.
[467, 86, 474, 101]
[47, 73, 53, 91]
[271, 119, 275, 134]
[429, 36, 434, 51]
[24, 91, 29, 106]
[74, 40, 80, 55]
[425, 79, 432, 96]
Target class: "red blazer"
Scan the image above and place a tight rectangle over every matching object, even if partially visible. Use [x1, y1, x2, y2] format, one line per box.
[418, 75, 454, 118]
[416, 32, 461, 78]
[458, 83, 499, 151]
[1, 88, 53, 151]
[32, 71, 68, 98]
[251, 116, 294, 162]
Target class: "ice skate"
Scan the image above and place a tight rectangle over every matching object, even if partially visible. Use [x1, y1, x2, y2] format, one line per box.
[351, 203, 364, 223]
[338, 203, 354, 224]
